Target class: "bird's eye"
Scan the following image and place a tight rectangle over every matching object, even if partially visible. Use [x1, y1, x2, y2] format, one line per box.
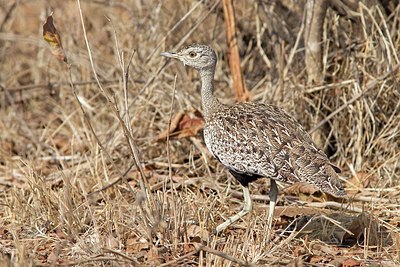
[188, 51, 197, 58]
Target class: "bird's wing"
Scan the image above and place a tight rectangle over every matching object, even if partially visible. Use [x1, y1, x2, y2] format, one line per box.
[204, 103, 345, 196]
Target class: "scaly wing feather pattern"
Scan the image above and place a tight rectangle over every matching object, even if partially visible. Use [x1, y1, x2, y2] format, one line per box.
[204, 102, 345, 197]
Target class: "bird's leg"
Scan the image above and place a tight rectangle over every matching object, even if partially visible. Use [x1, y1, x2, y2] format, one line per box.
[214, 185, 252, 234]
[266, 179, 278, 241]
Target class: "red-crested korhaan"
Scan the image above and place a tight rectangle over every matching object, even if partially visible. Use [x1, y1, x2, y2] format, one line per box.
[161, 44, 346, 238]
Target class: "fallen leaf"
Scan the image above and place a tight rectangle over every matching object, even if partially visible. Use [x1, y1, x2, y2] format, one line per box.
[0, 227, 11, 239]
[43, 14, 68, 63]
[52, 134, 70, 154]
[284, 182, 319, 201]
[186, 224, 209, 243]
[183, 243, 196, 254]
[284, 182, 343, 202]
[176, 112, 204, 139]
[309, 240, 338, 256]
[293, 245, 307, 257]
[309, 255, 329, 264]
[0, 140, 13, 153]
[342, 258, 361, 267]
[155, 111, 185, 141]
[126, 237, 149, 254]
[155, 110, 204, 141]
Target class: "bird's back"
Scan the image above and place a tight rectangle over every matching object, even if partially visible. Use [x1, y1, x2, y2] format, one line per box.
[203, 102, 345, 197]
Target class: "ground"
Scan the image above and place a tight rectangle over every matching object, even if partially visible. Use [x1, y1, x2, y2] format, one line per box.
[0, 0, 399, 266]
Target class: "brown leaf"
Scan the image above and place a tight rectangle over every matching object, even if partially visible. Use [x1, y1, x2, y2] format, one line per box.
[0, 227, 11, 239]
[284, 182, 319, 200]
[309, 241, 338, 256]
[0, 140, 13, 153]
[186, 224, 209, 243]
[284, 182, 343, 202]
[55, 230, 68, 239]
[183, 243, 196, 254]
[176, 114, 204, 138]
[293, 245, 307, 257]
[155, 110, 204, 141]
[126, 237, 149, 254]
[342, 258, 361, 267]
[155, 111, 185, 141]
[43, 14, 68, 63]
[52, 134, 70, 154]
[309, 255, 329, 264]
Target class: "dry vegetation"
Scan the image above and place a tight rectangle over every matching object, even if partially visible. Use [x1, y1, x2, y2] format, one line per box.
[1, 0, 400, 266]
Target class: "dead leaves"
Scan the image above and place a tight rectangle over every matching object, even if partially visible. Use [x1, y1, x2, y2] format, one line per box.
[292, 240, 362, 267]
[186, 224, 209, 243]
[275, 206, 323, 219]
[283, 182, 345, 202]
[126, 236, 165, 265]
[347, 171, 379, 194]
[155, 110, 204, 141]
[125, 225, 206, 265]
[43, 14, 68, 63]
[283, 182, 320, 201]
[293, 212, 392, 248]
[342, 258, 362, 267]
[126, 236, 149, 254]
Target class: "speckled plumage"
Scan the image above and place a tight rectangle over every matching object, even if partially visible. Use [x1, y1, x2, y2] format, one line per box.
[204, 102, 345, 196]
[161, 44, 346, 235]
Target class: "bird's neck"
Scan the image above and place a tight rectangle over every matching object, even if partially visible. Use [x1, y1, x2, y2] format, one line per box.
[199, 67, 222, 120]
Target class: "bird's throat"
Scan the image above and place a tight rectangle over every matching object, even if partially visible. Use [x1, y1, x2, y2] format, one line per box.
[199, 67, 221, 120]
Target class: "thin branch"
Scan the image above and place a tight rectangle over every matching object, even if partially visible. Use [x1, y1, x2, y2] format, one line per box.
[0, 1, 17, 32]
[222, 0, 250, 101]
[1, 79, 137, 93]
[304, 0, 329, 84]
[76, 0, 149, 201]
[103, 248, 140, 266]
[309, 64, 400, 133]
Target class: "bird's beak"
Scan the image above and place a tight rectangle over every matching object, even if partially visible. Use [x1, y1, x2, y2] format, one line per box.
[160, 51, 179, 59]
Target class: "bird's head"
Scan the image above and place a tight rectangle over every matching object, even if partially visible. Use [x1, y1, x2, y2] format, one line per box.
[161, 44, 217, 70]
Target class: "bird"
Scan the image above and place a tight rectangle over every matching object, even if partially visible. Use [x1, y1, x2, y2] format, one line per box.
[161, 44, 346, 239]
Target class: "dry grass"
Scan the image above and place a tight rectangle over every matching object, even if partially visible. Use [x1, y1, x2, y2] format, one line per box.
[1, 0, 399, 266]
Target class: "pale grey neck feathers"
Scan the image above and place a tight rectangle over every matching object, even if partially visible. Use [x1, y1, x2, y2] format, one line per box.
[199, 65, 222, 120]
